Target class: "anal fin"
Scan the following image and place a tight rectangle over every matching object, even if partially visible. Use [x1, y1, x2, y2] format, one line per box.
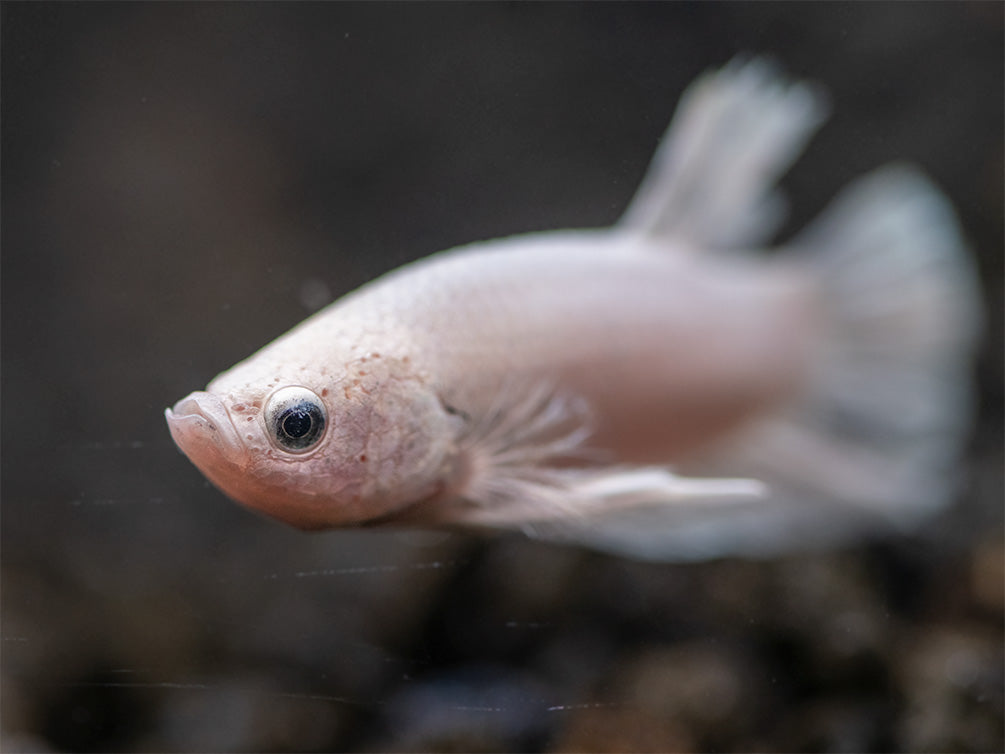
[454, 466, 766, 530]
[402, 382, 767, 547]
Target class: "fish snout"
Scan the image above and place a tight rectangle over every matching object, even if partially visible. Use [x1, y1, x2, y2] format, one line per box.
[165, 391, 246, 461]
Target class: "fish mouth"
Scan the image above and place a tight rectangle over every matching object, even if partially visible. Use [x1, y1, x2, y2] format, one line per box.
[165, 391, 245, 461]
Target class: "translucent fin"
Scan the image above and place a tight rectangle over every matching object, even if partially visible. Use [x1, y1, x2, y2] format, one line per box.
[780, 165, 981, 520]
[537, 168, 980, 562]
[457, 467, 766, 530]
[399, 383, 767, 537]
[619, 57, 827, 250]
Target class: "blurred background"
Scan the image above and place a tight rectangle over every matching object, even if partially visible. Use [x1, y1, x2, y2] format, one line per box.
[2, 3, 1002, 752]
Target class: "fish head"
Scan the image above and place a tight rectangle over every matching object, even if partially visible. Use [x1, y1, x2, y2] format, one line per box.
[165, 349, 459, 529]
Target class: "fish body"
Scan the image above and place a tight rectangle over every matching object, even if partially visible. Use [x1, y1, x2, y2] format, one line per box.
[167, 60, 979, 560]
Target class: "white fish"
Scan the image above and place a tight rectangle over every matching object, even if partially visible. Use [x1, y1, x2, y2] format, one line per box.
[166, 59, 980, 560]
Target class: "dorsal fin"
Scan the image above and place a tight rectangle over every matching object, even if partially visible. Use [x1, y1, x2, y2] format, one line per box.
[619, 58, 828, 250]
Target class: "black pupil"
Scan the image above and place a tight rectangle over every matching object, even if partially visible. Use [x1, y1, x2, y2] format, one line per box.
[282, 407, 313, 439]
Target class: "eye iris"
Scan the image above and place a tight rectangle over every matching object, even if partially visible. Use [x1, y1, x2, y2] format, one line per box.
[264, 387, 327, 452]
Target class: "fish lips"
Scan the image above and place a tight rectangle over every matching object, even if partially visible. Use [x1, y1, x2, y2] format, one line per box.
[165, 391, 247, 467]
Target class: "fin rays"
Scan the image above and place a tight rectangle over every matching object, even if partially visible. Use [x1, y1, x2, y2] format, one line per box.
[448, 381, 765, 532]
[619, 57, 828, 250]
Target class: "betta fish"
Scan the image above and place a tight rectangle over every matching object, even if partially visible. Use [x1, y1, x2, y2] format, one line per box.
[166, 60, 979, 560]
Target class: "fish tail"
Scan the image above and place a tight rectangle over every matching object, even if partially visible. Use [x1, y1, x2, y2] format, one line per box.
[686, 166, 983, 557]
[793, 165, 981, 517]
[619, 56, 828, 250]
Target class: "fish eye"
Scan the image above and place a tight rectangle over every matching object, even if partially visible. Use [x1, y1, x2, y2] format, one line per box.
[264, 386, 327, 453]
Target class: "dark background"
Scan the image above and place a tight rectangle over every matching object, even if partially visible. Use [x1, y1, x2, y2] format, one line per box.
[2, 3, 1002, 752]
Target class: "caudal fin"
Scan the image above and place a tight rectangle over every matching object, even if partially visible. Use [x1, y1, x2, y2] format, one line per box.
[785, 165, 980, 516]
[668, 166, 981, 558]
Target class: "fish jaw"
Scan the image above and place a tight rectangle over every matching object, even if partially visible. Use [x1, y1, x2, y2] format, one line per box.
[166, 390, 337, 527]
[164, 382, 452, 531]
[166, 391, 249, 475]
